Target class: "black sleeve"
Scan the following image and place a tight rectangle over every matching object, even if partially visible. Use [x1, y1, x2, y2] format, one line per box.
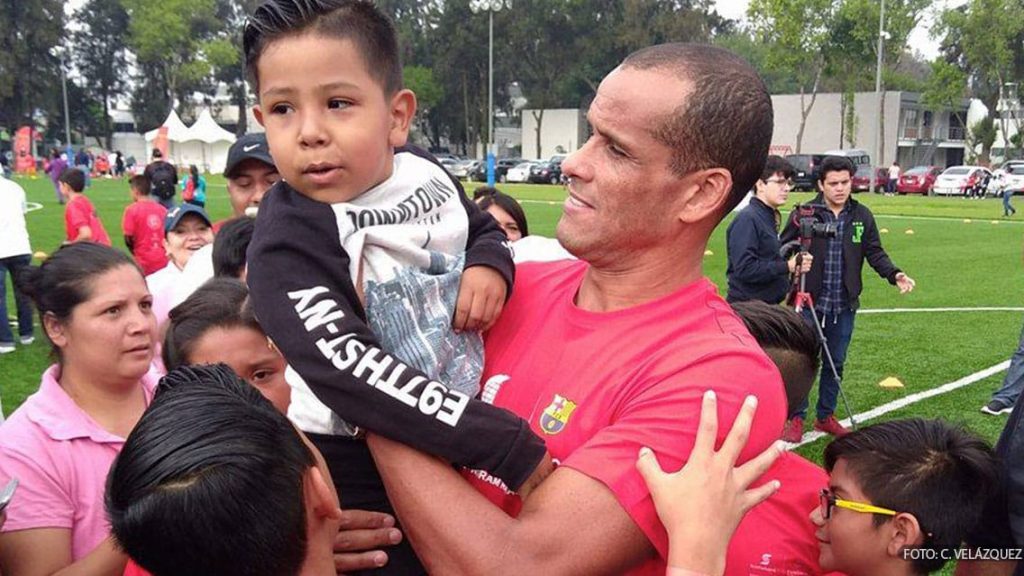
[246, 184, 546, 491]
[780, 208, 799, 244]
[861, 213, 901, 283]
[727, 213, 789, 284]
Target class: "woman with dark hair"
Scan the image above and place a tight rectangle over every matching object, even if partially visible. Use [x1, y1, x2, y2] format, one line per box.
[476, 190, 529, 241]
[181, 165, 207, 208]
[0, 243, 158, 575]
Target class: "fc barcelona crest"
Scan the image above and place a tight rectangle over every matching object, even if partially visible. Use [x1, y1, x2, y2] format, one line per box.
[540, 394, 578, 435]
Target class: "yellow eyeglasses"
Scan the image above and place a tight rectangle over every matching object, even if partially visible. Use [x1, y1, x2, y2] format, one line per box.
[819, 488, 897, 519]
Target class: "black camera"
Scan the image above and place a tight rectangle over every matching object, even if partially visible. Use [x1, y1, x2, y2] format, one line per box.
[795, 205, 837, 242]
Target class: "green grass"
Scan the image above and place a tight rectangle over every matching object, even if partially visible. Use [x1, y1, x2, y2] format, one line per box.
[4, 179, 1024, 462]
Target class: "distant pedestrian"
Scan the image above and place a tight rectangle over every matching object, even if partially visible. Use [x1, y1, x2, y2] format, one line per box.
[114, 151, 126, 178]
[181, 165, 207, 208]
[44, 148, 67, 204]
[122, 174, 169, 275]
[886, 161, 900, 195]
[996, 170, 1016, 216]
[144, 148, 178, 210]
[74, 148, 92, 188]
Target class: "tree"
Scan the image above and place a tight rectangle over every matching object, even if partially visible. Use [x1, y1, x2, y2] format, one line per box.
[922, 59, 971, 159]
[0, 0, 64, 132]
[72, 0, 130, 149]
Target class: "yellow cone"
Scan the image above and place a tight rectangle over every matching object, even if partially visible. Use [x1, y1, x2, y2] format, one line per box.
[878, 377, 904, 389]
[992, 220, 1000, 225]
[880, 228, 889, 233]
[32, 251, 48, 260]
[704, 250, 714, 256]
[964, 219, 972, 223]
[905, 229, 914, 235]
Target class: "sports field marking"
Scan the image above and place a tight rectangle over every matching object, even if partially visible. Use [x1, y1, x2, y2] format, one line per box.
[25, 202, 43, 213]
[859, 307, 1024, 314]
[794, 359, 1010, 448]
[873, 213, 1024, 224]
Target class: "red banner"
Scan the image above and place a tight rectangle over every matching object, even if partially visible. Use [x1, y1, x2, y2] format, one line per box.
[13, 126, 36, 174]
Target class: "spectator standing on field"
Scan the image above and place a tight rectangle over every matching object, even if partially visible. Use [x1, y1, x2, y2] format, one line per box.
[0, 170, 35, 354]
[44, 148, 67, 204]
[180, 165, 207, 208]
[121, 175, 169, 275]
[886, 161, 900, 195]
[74, 147, 92, 188]
[143, 148, 177, 210]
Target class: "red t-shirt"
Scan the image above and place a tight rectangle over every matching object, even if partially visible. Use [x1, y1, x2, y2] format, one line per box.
[65, 195, 111, 246]
[465, 260, 787, 576]
[123, 560, 148, 576]
[122, 201, 168, 275]
[726, 453, 842, 576]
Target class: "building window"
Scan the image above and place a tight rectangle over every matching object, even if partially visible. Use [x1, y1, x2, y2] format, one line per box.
[902, 109, 919, 139]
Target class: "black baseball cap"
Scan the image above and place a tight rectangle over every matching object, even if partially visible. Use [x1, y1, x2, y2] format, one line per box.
[165, 204, 212, 234]
[224, 133, 276, 178]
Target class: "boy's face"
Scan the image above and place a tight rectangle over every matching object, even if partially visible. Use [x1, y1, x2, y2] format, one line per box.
[810, 459, 898, 576]
[253, 34, 415, 204]
[59, 181, 73, 200]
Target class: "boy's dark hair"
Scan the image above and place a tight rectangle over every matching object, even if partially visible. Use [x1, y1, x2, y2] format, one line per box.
[213, 217, 255, 279]
[620, 43, 773, 215]
[163, 278, 259, 370]
[244, 0, 402, 96]
[472, 185, 500, 201]
[17, 243, 141, 360]
[106, 364, 316, 576]
[59, 167, 86, 192]
[817, 156, 856, 183]
[731, 301, 819, 418]
[824, 418, 1001, 574]
[477, 191, 530, 238]
[129, 174, 150, 196]
[760, 155, 795, 182]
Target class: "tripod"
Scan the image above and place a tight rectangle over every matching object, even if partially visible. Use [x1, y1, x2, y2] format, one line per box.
[790, 249, 858, 432]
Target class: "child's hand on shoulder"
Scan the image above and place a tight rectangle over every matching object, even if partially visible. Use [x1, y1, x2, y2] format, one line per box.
[453, 266, 507, 333]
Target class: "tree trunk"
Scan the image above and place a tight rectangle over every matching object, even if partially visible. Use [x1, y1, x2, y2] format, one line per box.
[101, 88, 113, 150]
[463, 72, 471, 155]
[878, 89, 886, 166]
[794, 61, 824, 154]
[533, 109, 544, 160]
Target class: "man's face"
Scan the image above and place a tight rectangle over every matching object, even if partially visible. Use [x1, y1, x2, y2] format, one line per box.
[557, 66, 692, 264]
[819, 170, 852, 210]
[810, 459, 892, 576]
[254, 35, 412, 204]
[227, 159, 280, 217]
[755, 172, 791, 209]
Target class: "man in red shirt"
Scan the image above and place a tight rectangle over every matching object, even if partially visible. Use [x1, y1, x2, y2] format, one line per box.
[60, 168, 111, 246]
[365, 43, 786, 575]
[121, 175, 168, 275]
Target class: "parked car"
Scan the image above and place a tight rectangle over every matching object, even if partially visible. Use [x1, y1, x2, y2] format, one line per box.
[450, 159, 479, 179]
[896, 166, 942, 195]
[470, 158, 523, 182]
[932, 166, 993, 196]
[505, 162, 535, 183]
[785, 154, 825, 191]
[528, 161, 562, 184]
[850, 165, 887, 193]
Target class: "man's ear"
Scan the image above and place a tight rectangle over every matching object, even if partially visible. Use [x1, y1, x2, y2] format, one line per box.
[253, 105, 265, 128]
[42, 312, 67, 349]
[887, 512, 926, 559]
[676, 168, 733, 224]
[388, 89, 417, 148]
[304, 466, 343, 522]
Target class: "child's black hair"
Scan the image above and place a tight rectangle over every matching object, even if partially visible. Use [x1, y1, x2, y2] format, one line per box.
[244, 0, 402, 96]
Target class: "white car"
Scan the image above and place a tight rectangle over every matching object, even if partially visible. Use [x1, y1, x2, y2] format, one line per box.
[932, 166, 992, 196]
[505, 162, 535, 183]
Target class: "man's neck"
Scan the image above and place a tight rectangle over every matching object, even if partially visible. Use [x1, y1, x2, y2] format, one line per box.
[575, 239, 705, 313]
[826, 200, 846, 217]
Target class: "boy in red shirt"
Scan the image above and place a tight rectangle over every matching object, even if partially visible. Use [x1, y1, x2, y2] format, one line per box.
[61, 168, 111, 246]
[121, 175, 169, 275]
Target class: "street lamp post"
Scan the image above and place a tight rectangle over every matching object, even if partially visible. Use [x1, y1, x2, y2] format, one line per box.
[872, 0, 886, 193]
[60, 50, 73, 159]
[470, 0, 512, 187]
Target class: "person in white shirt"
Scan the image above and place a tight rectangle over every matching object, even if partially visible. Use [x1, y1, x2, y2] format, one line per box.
[886, 162, 900, 195]
[0, 172, 34, 355]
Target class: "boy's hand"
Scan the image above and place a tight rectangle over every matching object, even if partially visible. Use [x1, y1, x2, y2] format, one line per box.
[453, 266, 507, 333]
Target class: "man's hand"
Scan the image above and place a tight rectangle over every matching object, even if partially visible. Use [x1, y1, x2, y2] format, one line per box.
[333, 509, 403, 574]
[636, 391, 783, 576]
[895, 272, 916, 294]
[517, 452, 556, 500]
[787, 253, 813, 274]
[453, 266, 507, 333]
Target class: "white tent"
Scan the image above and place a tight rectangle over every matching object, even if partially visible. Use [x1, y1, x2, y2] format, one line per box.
[144, 109, 236, 174]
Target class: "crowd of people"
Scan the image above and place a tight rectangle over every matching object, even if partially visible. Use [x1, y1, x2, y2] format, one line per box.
[0, 1, 1021, 575]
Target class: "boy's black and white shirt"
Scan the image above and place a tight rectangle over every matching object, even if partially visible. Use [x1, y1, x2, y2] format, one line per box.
[247, 146, 546, 491]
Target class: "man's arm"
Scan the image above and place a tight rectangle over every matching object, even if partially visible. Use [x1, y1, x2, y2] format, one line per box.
[861, 213, 900, 283]
[246, 184, 546, 491]
[73, 226, 93, 243]
[368, 436, 655, 576]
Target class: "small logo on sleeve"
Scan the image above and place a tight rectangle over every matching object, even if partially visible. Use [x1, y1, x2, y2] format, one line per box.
[540, 394, 578, 435]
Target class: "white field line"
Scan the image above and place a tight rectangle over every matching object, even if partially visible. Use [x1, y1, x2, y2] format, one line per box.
[25, 202, 43, 212]
[859, 307, 1024, 314]
[794, 360, 1011, 448]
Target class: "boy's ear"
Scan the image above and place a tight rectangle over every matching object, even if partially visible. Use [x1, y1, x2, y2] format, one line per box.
[253, 105, 265, 128]
[387, 89, 417, 148]
[887, 512, 926, 559]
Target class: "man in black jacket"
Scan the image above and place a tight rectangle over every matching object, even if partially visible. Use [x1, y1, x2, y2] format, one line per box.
[726, 155, 812, 304]
[779, 156, 916, 442]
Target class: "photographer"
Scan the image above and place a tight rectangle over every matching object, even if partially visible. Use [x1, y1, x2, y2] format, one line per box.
[780, 156, 915, 442]
[726, 156, 812, 304]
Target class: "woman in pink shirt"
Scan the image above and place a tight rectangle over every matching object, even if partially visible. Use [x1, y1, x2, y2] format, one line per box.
[0, 243, 158, 575]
